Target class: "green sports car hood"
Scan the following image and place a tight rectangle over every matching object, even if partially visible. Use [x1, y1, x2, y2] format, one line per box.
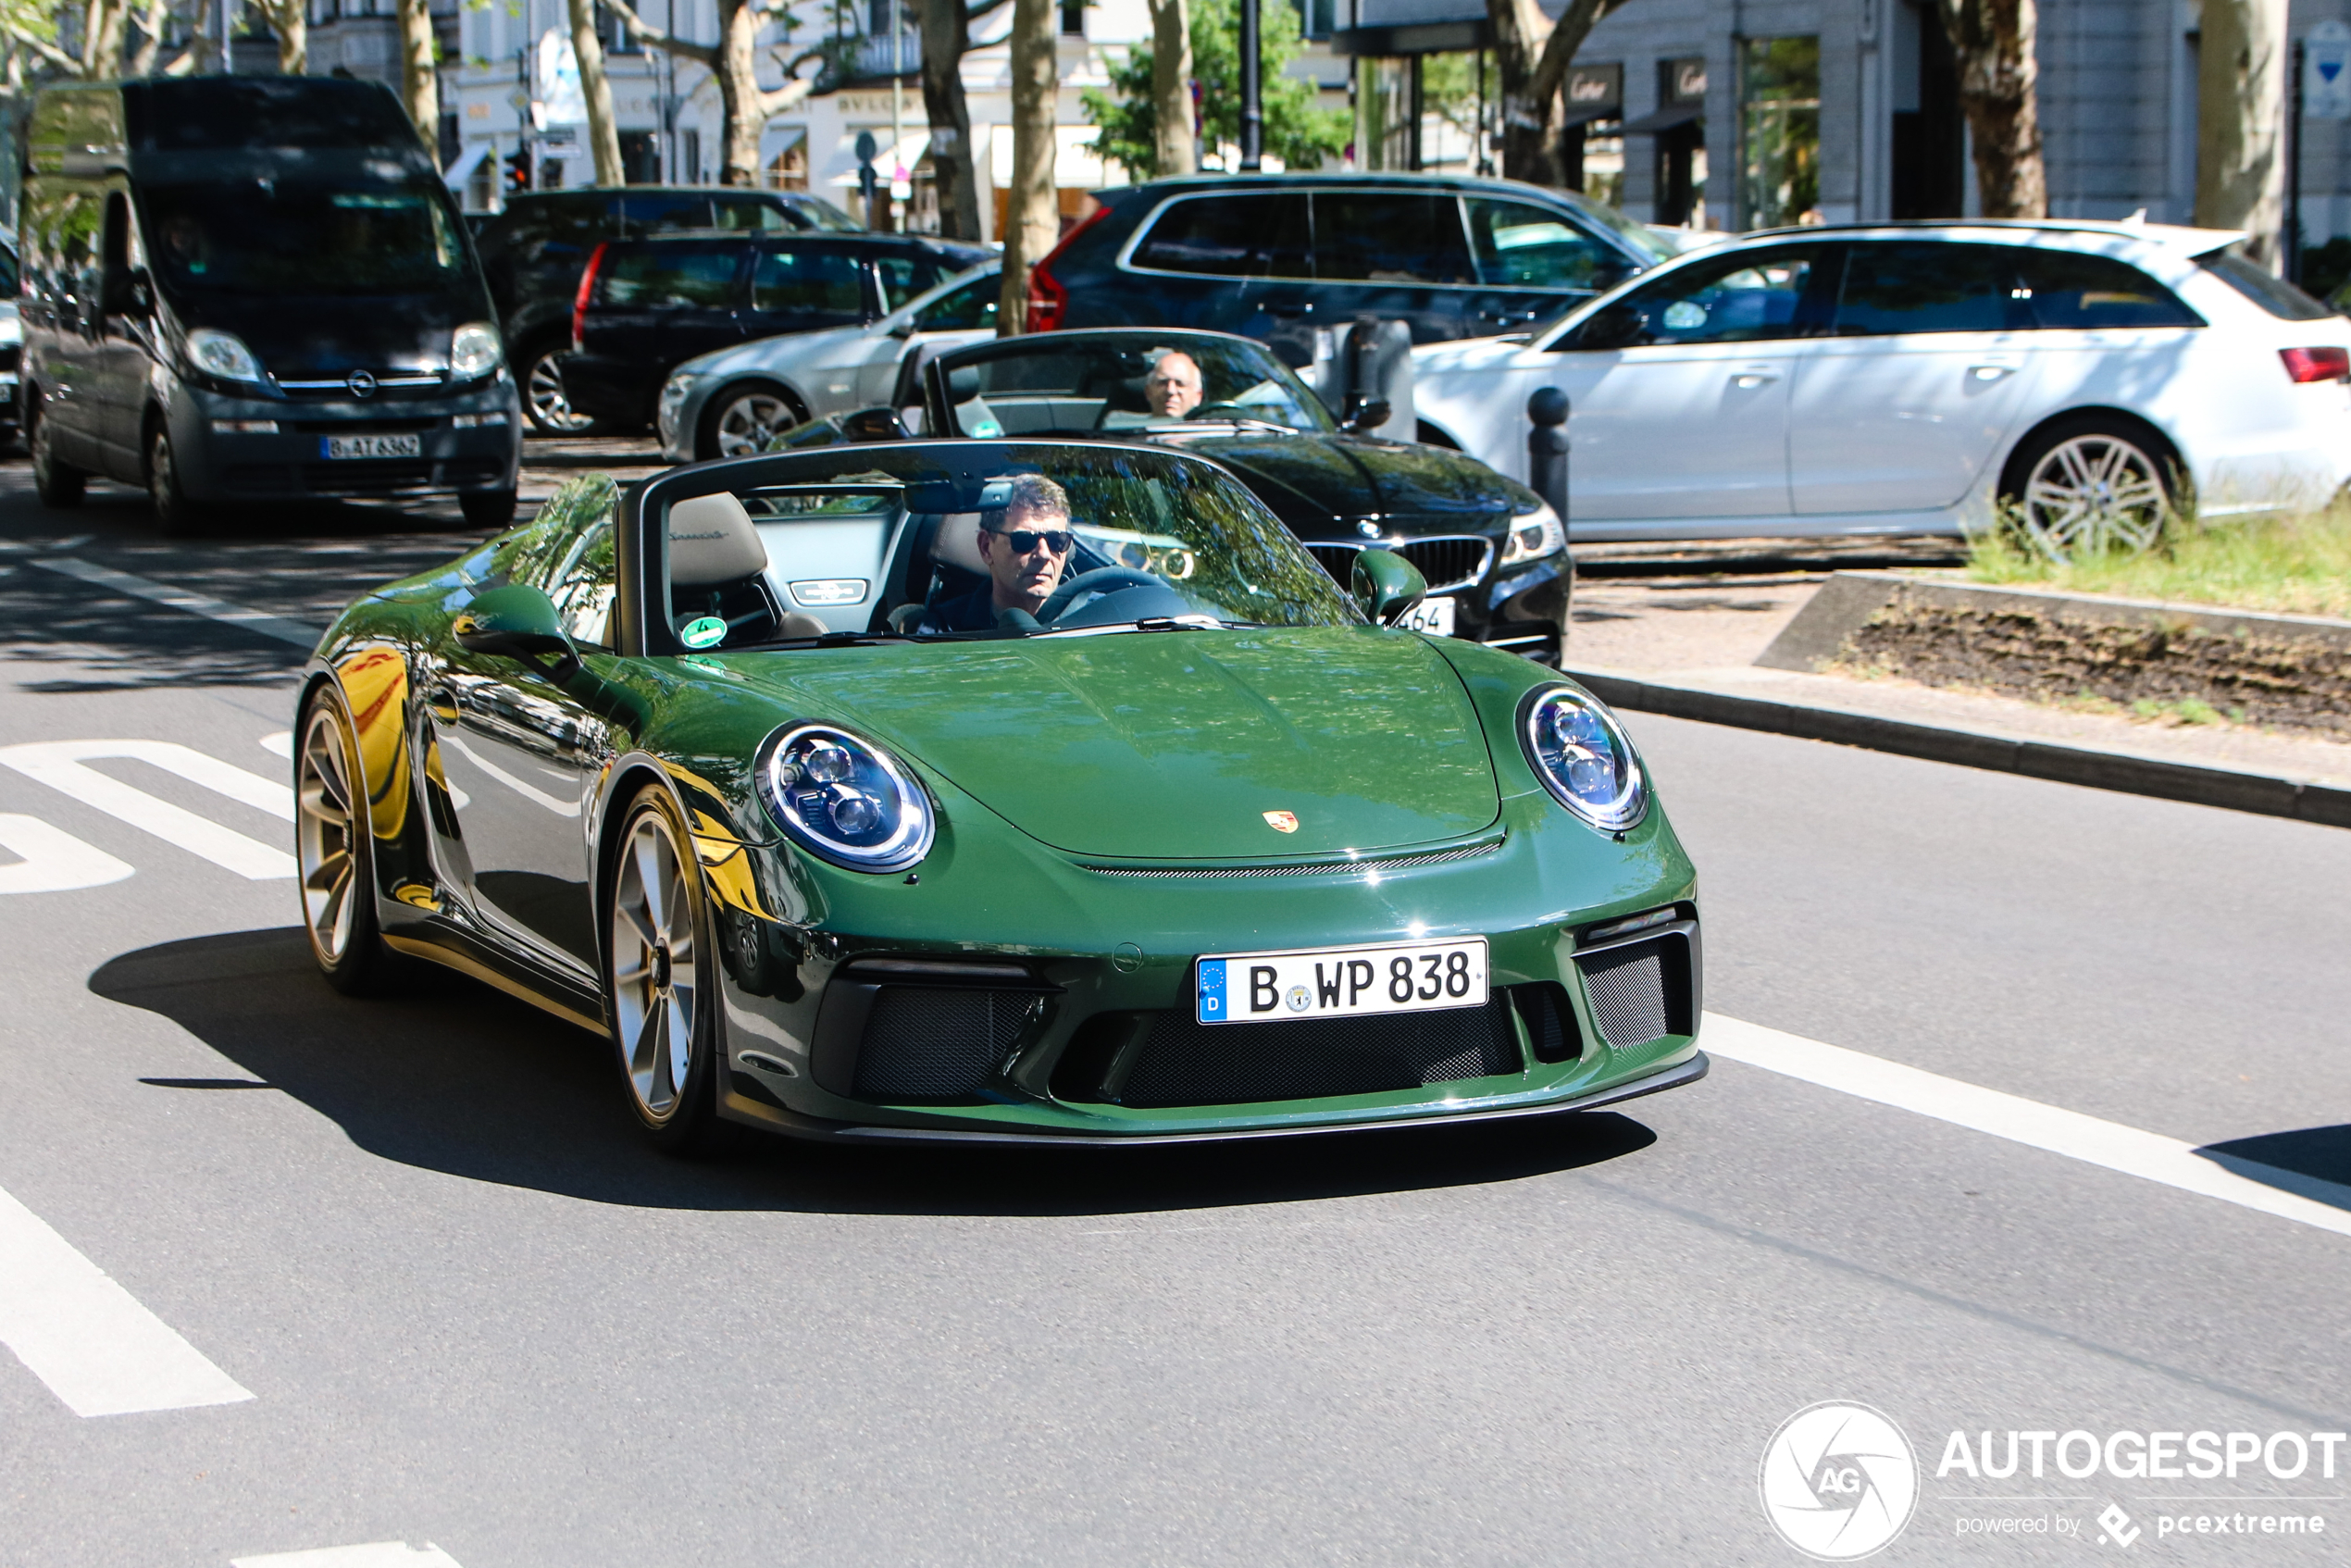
[727, 627, 1499, 860]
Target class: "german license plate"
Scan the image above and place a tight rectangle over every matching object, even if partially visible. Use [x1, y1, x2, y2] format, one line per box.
[319, 433, 421, 460]
[1196, 938, 1488, 1025]
[1399, 595, 1456, 636]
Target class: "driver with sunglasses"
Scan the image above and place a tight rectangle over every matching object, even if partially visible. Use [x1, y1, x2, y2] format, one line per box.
[922, 474, 1078, 632]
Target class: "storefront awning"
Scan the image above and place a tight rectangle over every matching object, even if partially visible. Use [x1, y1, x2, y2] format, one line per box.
[1621, 102, 1703, 134]
[827, 130, 930, 187]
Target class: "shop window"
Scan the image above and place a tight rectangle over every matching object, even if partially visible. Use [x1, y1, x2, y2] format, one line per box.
[1738, 37, 1820, 230]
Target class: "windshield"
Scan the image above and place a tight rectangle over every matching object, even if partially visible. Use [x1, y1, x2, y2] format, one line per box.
[142, 180, 468, 295]
[938, 337, 1337, 437]
[1557, 190, 1677, 265]
[656, 444, 1362, 652]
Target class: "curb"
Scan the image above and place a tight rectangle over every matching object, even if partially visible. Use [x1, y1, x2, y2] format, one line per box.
[1564, 666, 2351, 831]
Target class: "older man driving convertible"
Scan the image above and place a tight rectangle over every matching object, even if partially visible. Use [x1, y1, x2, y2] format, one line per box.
[921, 474, 1076, 632]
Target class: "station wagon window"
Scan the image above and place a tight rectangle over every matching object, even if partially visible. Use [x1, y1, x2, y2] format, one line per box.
[1583, 245, 1823, 345]
[1130, 193, 1310, 277]
[1464, 197, 1619, 291]
[873, 253, 941, 310]
[618, 192, 713, 234]
[2019, 250, 2203, 329]
[2199, 247, 2332, 321]
[709, 196, 795, 231]
[1312, 192, 1474, 284]
[600, 243, 742, 308]
[752, 247, 865, 314]
[1832, 242, 2021, 336]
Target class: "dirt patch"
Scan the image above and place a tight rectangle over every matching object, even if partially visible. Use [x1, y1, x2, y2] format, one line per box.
[1835, 600, 2351, 741]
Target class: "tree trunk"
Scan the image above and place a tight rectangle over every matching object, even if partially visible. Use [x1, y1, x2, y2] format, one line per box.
[569, 0, 628, 185]
[2195, 0, 2288, 268]
[1931, 0, 2047, 218]
[397, 0, 440, 147]
[1148, 0, 1194, 176]
[998, 0, 1059, 333]
[716, 0, 767, 186]
[1490, 0, 1561, 184]
[266, 0, 307, 76]
[916, 0, 982, 241]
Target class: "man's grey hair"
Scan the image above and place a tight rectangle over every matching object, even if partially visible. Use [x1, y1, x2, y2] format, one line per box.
[980, 473, 1071, 533]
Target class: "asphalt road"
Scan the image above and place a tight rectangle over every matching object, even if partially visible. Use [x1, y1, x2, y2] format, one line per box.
[2, 455, 2348, 1567]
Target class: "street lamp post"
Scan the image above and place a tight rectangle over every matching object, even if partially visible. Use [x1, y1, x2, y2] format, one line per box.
[1238, 0, 1261, 170]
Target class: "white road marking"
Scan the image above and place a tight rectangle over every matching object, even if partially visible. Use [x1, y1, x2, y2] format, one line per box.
[0, 814, 134, 892]
[231, 1546, 465, 1567]
[31, 555, 322, 649]
[1703, 1013, 2351, 1241]
[0, 740, 295, 879]
[0, 1182, 253, 1417]
[259, 730, 294, 759]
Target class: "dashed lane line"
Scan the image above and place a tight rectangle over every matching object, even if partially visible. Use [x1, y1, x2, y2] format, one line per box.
[0, 1181, 253, 1418]
[231, 1546, 465, 1567]
[0, 813, 133, 893]
[1703, 1013, 2351, 1242]
[0, 740, 295, 879]
[30, 554, 324, 649]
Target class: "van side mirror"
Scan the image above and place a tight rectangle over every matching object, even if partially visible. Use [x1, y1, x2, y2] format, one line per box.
[1350, 548, 1427, 628]
[454, 584, 573, 660]
[1574, 302, 1648, 352]
[1347, 398, 1392, 436]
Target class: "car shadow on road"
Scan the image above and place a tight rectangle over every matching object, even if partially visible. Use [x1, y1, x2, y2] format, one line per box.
[2196, 1128, 2351, 1210]
[92, 927, 1660, 1217]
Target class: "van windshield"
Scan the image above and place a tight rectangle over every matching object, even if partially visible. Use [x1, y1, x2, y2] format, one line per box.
[142, 180, 467, 296]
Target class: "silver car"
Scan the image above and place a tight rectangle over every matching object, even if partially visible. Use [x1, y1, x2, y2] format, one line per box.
[656, 261, 1001, 463]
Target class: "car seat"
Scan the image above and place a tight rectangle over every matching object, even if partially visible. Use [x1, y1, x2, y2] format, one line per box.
[667, 492, 790, 646]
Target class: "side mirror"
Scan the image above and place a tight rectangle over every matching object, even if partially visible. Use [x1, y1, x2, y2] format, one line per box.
[886, 317, 916, 339]
[454, 583, 573, 660]
[945, 365, 981, 402]
[1574, 302, 1647, 352]
[840, 405, 907, 442]
[1347, 398, 1392, 436]
[1350, 548, 1427, 628]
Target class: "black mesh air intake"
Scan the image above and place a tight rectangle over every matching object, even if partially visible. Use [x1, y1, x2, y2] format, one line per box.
[1113, 995, 1521, 1108]
[1510, 982, 1583, 1063]
[852, 987, 1041, 1100]
[1304, 542, 1361, 582]
[1392, 535, 1491, 592]
[1574, 935, 1694, 1052]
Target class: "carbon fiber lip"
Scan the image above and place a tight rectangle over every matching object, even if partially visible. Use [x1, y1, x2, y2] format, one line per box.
[1078, 840, 1503, 879]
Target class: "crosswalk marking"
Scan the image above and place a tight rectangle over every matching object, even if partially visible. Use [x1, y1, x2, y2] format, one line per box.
[0, 740, 295, 879]
[0, 813, 133, 893]
[1703, 1013, 2351, 1242]
[231, 1545, 465, 1567]
[31, 555, 323, 649]
[0, 1181, 254, 1418]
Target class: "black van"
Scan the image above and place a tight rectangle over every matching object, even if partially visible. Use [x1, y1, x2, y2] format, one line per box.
[20, 76, 522, 530]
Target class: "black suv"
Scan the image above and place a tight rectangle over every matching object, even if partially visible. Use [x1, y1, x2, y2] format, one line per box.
[473, 187, 863, 431]
[1029, 173, 1673, 357]
[563, 231, 990, 430]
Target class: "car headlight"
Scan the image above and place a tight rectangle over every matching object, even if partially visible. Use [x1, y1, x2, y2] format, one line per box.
[757, 722, 934, 871]
[187, 328, 263, 383]
[1499, 500, 1565, 566]
[1520, 686, 1647, 832]
[451, 322, 503, 380]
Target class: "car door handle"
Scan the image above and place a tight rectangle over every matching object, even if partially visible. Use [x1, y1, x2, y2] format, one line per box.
[1968, 362, 2019, 381]
[1477, 308, 1541, 325]
[1732, 367, 1781, 388]
[1259, 302, 1314, 317]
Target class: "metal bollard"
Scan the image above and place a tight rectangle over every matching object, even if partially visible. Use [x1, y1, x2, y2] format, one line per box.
[1526, 387, 1569, 523]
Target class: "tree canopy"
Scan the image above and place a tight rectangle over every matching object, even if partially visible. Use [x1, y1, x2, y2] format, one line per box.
[1083, 0, 1345, 179]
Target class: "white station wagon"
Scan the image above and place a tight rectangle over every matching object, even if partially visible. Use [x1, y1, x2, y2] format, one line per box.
[1411, 221, 2351, 556]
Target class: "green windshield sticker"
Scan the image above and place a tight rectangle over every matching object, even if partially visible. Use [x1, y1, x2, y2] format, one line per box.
[680, 616, 728, 649]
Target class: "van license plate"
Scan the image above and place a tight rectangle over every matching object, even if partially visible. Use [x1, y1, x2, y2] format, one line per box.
[320, 433, 421, 460]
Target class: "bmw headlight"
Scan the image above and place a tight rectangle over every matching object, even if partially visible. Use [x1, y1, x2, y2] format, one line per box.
[187, 328, 263, 383]
[1521, 686, 1647, 831]
[451, 322, 504, 380]
[757, 723, 934, 871]
[1499, 500, 1565, 566]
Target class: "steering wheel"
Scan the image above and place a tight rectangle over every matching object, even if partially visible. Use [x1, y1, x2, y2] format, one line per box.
[1039, 566, 1163, 624]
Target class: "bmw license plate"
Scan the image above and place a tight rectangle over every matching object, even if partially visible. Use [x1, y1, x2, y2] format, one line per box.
[1196, 938, 1488, 1025]
[1399, 595, 1456, 636]
[319, 433, 421, 460]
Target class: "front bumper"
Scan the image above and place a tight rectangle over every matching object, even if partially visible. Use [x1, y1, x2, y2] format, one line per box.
[168, 379, 523, 503]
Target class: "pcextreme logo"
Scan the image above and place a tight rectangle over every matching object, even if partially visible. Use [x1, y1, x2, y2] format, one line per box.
[1760, 1401, 1922, 1560]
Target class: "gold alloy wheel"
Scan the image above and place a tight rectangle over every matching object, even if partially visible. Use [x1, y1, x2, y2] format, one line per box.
[296, 699, 364, 968]
[608, 803, 701, 1121]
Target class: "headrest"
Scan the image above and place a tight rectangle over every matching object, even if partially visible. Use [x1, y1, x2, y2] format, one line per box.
[932, 511, 986, 575]
[667, 492, 768, 588]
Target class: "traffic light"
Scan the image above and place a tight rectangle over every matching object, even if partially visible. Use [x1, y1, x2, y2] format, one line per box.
[504, 149, 529, 195]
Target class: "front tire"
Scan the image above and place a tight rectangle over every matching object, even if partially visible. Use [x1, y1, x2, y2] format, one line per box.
[603, 785, 736, 1155]
[699, 382, 802, 460]
[148, 423, 209, 536]
[2000, 416, 2176, 563]
[30, 399, 85, 509]
[296, 688, 404, 996]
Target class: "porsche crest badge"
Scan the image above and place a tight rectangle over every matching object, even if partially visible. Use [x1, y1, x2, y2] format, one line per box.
[1263, 810, 1299, 833]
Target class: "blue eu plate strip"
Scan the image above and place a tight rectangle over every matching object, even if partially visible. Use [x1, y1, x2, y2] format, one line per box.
[1196, 959, 1227, 1024]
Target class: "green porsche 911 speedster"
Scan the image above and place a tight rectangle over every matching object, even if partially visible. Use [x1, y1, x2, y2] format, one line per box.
[296, 441, 1705, 1150]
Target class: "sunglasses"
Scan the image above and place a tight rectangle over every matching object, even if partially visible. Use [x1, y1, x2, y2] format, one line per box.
[990, 527, 1072, 555]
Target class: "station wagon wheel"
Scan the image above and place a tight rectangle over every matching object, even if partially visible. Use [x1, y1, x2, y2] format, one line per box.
[2004, 417, 2174, 563]
[296, 687, 400, 995]
[603, 786, 734, 1153]
[524, 347, 596, 434]
[705, 384, 802, 459]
